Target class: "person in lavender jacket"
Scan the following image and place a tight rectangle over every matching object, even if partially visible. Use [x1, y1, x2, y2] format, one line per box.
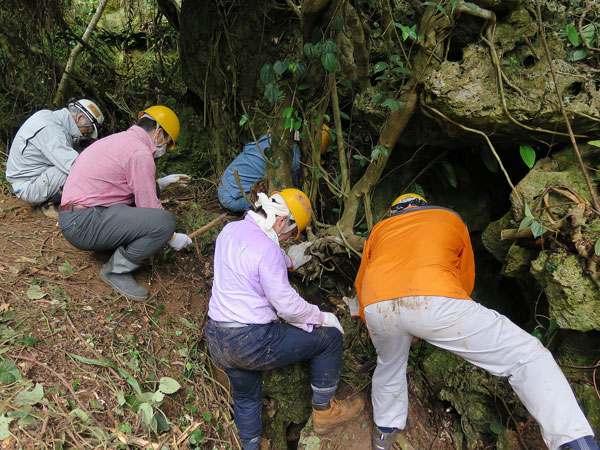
[205, 189, 364, 450]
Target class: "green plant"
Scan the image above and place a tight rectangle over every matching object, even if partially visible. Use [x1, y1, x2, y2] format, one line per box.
[518, 202, 549, 238]
[565, 23, 598, 62]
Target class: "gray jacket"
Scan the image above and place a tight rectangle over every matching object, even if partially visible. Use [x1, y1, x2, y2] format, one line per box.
[6, 108, 82, 194]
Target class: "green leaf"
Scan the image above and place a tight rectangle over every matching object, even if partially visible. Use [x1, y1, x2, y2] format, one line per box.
[151, 391, 165, 404]
[339, 79, 352, 89]
[480, 149, 498, 173]
[595, 239, 600, 256]
[463, 2, 480, 12]
[190, 429, 207, 445]
[69, 353, 110, 367]
[283, 107, 294, 119]
[547, 317, 558, 337]
[264, 83, 281, 104]
[15, 383, 44, 405]
[569, 48, 588, 61]
[518, 216, 534, 232]
[158, 377, 181, 394]
[532, 328, 544, 342]
[117, 367, 142, 395]
[239, 115, 248, 127]
[489, 422, 506, 434]
[293, 61, 307, 80]
[371, 145, 389, 159]
[303, 43, 316, 59]
[259, 64, 275, 85]
[273, 60, 287, 76]
[202, 411, 213, 421]
[323, 39, 336, 54]
[339, 111, 350, 120]
[440, 161, 457, 188]
[22, 334, 37, 347]
[381, 98, 403, 112]
[26, 285, 46, 300]
[582, 23, 596, 46]
[117, 391, 126, 406]
[524, 202, 533, 218]
[566, 24, 581, 46]
[531, 220, 546, 238]
[424, 1, 447, 15]
[0, 415, 14, 440]
[333, 15, 344, 32]
[139, 403, 153, 427]
[321, 53, 337, 72]
[71, 408, 91, 425]
[0, 359, 21, 384]
[58, 260, 75, 276]
[588, 140, 600, 148]
[373, 61, 389, 73]
[519, 144, 536, 169]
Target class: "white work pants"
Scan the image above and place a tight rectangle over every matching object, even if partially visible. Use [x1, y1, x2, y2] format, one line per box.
[364, 296, 594, 450]
[12, 166, 66, 204]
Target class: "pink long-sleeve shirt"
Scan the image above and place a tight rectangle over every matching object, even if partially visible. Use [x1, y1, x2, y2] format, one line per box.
[208, 215, 324, 331]
[61, 126, 162, 209]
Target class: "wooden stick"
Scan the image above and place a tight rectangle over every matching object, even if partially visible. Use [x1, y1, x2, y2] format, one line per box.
[189, 213, 228, 239]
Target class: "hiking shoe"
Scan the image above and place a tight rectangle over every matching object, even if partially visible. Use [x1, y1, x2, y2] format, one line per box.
[100, 263, 148, 301]
[372, 425, 400, 450]
[561, 436, 600, 450]
[312, 396, 365, 433]
[36, 202, 59, 218]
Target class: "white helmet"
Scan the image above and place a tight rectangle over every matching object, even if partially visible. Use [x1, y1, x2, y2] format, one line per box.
[70, 99, 104, 139]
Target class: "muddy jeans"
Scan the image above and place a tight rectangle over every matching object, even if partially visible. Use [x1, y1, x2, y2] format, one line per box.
[364, 296, 594, 450]
[205, 319, 342, 450]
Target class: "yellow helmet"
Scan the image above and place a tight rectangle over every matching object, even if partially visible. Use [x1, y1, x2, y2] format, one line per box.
[390, 193, 427, 214]
[138, 106, 180, 150]
[276, 188, 312, 239]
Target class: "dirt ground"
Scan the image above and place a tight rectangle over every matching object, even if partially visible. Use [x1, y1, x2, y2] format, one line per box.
[0, 186, 545, 450]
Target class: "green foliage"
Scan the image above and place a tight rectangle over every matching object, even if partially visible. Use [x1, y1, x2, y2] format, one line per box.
[563, 22, 598, 62]
[519, 144, 536, 169]
[519, 202, 548, 238]
[0, 359, 21, 384]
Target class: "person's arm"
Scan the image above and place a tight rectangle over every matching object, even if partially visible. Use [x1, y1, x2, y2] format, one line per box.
[36, 126, 79, 174]
[258, 246, 323, 327]
[458, 228, 475, 296]
[126, 151, 163, 209]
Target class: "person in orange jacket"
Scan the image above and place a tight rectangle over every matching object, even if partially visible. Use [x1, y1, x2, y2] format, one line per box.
[354, 194, 598, 450]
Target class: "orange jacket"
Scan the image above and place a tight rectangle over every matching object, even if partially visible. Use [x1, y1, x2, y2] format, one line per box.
[355, 206, 475, 322]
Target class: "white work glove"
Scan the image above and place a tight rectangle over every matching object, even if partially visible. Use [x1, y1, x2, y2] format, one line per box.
[321, 312, 344, 335]
[287, 241, 312, 271]
[342, 296, 360, 316]
[168, 233, 193, 251]
[157, 174, 191, 190]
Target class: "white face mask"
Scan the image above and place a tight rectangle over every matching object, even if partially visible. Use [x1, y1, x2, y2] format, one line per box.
[153, 143, 167, 159]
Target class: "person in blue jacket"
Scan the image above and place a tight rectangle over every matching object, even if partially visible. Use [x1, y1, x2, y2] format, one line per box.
[218, 128, 332, 212]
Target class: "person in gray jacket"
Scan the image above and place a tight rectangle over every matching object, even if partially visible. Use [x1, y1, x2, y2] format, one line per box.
[6, 99, 104, 216]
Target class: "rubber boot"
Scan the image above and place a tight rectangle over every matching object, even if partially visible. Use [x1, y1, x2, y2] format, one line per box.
[312, 396, 365, 434]
[100, 248, 148, 301]
[372, 425, 400, 450]
[561, 436, 600, 450]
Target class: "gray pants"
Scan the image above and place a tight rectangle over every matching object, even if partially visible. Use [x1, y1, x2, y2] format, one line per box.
[59, 204, 175, 264]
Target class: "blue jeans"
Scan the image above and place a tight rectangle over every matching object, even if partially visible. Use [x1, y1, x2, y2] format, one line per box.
[205, 320, 342, 450]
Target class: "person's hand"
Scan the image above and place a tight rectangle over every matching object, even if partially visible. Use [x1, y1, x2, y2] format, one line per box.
[168, 233, 193, 251]
[321, 312, 344, 334]
[157, 174, 191, 190]
[287, 241, 312, 270]
[342, 295, 360, 316]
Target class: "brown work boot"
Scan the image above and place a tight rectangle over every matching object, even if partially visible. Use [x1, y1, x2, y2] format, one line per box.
[312, 396, 365, 433]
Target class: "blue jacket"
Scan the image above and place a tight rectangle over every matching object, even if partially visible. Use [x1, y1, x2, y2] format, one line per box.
[218, 135, 300, 211]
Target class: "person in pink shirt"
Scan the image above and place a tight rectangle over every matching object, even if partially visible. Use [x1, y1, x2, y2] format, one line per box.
[58, 105, 192, 301]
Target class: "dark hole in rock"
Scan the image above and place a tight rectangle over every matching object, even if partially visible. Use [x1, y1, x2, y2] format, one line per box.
[565, 82, 583, 97]
[523, 54, 536, 68]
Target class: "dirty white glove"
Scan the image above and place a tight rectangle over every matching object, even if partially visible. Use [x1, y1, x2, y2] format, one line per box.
[157, 174, 191, 190]
[342, 296, 360, 316]
[168, 233, 193, 251]
[321, 312, 344, 334]
[287, 241, 312, 270]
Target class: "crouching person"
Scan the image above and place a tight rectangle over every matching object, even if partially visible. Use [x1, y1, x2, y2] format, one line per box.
[58, 106, 192, 301]
[205, 189, 364, 449]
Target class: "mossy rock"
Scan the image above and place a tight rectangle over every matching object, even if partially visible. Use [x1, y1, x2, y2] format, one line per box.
[572, 384, 600, 435]
[530, 250, 600, 331]
[482, 212, 514, 262]
[421, 344, 528, 449]
[262, 363, 312, 450]
[504, 244, 539, 279]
